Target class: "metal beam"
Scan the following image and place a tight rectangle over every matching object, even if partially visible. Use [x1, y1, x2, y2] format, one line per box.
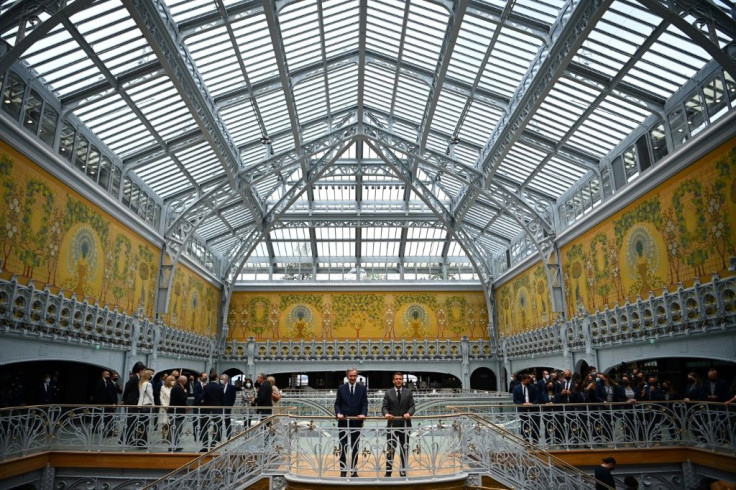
[263, 0, 302, 152]
[418, 0, 469, 152]
[452, 0, 613, 234]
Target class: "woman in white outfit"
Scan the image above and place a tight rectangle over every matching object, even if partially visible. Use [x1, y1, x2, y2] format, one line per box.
[136, 369, 154, 446]
[159, 375, 175, 443]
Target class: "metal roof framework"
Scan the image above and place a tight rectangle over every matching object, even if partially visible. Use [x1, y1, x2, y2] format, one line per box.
[1, 0, 734, 300]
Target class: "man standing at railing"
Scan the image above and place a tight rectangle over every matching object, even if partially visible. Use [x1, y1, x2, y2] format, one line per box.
[512, 373, 538, 443]
[335, 368, 368, 477]
[382, 372, 415, 477]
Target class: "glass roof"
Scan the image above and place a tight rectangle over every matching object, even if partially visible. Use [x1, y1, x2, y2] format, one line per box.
[1, 0, 733, 286]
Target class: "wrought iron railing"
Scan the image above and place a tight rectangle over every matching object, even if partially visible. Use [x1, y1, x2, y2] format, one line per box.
[0, 277, 212, 359]
[449, 401, 736, 454]
[502, 274, 736, 359]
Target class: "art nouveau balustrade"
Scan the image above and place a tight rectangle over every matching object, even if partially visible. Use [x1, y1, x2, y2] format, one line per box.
[0, 277, 212, 359]
[450, 401, 736, 454]
[1, 402, 732, 464]
[223, 337, 495, 362]
[139, 414, 602, 490]
[502, 275, 736, 359]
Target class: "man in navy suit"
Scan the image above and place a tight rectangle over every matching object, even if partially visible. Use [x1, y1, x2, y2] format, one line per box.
[513, 373, 538, 442]
[220, 373, 237, 439]
[198, 371, 224, 451]
[382, 372, 415, 477]
[334, 368, 368, 477]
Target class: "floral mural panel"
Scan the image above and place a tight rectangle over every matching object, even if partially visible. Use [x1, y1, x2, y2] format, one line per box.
[561, 138, 736, 318]
[0, 142, 160, 319]
[158, 263, 221, 335]
[227, 290, 489, 341]
[494, 264, 552, 336]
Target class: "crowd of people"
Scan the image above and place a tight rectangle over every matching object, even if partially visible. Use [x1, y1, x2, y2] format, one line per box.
[510, 367, 736, 406]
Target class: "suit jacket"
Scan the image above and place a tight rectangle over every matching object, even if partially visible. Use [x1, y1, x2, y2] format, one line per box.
[684, 382, 707, 401]
[193, 380, 205, 404]
[169, 383, 189, 414]
[381, 386, 415, 427]
[93, 378, 114, 404]
[223, 383, 237, 407]
[255, 380, 273, 407]
[512, 383, 537, 405]
[335, 383, 368, 418]
[200, 381, 225, 409]
[122, 376, 140, 405]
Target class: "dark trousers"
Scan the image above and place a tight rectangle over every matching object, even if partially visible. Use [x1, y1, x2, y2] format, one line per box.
[338, 419, 363, 474]
[386, 421, 409, 475]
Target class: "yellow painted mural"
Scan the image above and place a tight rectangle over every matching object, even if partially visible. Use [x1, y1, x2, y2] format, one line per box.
[562, 139, 736, 318]
[227, 290, 489, 341]
[0, 142, 159, 318]
[495, 263, 552, 337]
[158, 263, 220, 336]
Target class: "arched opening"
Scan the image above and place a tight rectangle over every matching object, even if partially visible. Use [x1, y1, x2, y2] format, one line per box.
[470, 367, 497, 390]
[0, 360, 118, 406]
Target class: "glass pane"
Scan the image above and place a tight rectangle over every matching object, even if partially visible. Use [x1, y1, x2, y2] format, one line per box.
[98, 156, 111, 191]
[684, 90, 706, 136]
[74, 134, 89, 172]
[703, 74, 727, 122]
[111, 166, 122, 198]
[59, 121, 75, 160]
[1, 72, 25, 120]
[668, 107, 687, 149]
[87, 145, 100, 181]
[39, 105, 58, 146]
[23, 89, 42, 135]
[122, 176, 132, 206]
[649, 121, 668, 163]
[623, 146, 638, 181]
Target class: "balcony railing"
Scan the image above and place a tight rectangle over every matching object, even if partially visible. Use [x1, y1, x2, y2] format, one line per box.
[502, 274, 736, 359]
[0, 277, 212, 359]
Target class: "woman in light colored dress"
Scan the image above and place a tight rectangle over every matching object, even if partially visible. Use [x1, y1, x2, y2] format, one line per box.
[267, 376, 281, 414]
[159, 375, 175, 443]
[136, 369, 154, 446]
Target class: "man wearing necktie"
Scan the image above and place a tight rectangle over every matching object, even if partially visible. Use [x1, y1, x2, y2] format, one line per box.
[513, 374, 538, 442]
[382, 372, 416, 477]
[334, 368, 368, 477]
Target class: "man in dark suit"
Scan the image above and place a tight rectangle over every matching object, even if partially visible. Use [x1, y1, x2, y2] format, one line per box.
[253, 372, 273, 420]
[382, 372, 415, 477]
[169, 375, 189, 452]
[220, 373, 237, 439]
[199, 371, 225, 451]
[93, 370, 116, 436]
[192, 372, 207, 441]
[513, 374, 538, 442]
[334, 368, 368, 477]
[121, 361, 146, 446]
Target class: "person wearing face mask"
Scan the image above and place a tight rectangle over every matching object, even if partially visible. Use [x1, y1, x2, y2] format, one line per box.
[683, 372, 706, 402]
[241, 378, 256, 427]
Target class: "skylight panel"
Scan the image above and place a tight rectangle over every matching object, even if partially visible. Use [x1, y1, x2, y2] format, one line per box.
[393, 74, 430, 124]
[446, 13, 496, 81]
[328, 63, 359, 113]
[432, 90, 465, 136]
[256, 90, 291, 136]
[512, 0, 565, 25]
[461, 100, 501, 146]
[363, 64, 396, 113]
[165, 0, 216, 23]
